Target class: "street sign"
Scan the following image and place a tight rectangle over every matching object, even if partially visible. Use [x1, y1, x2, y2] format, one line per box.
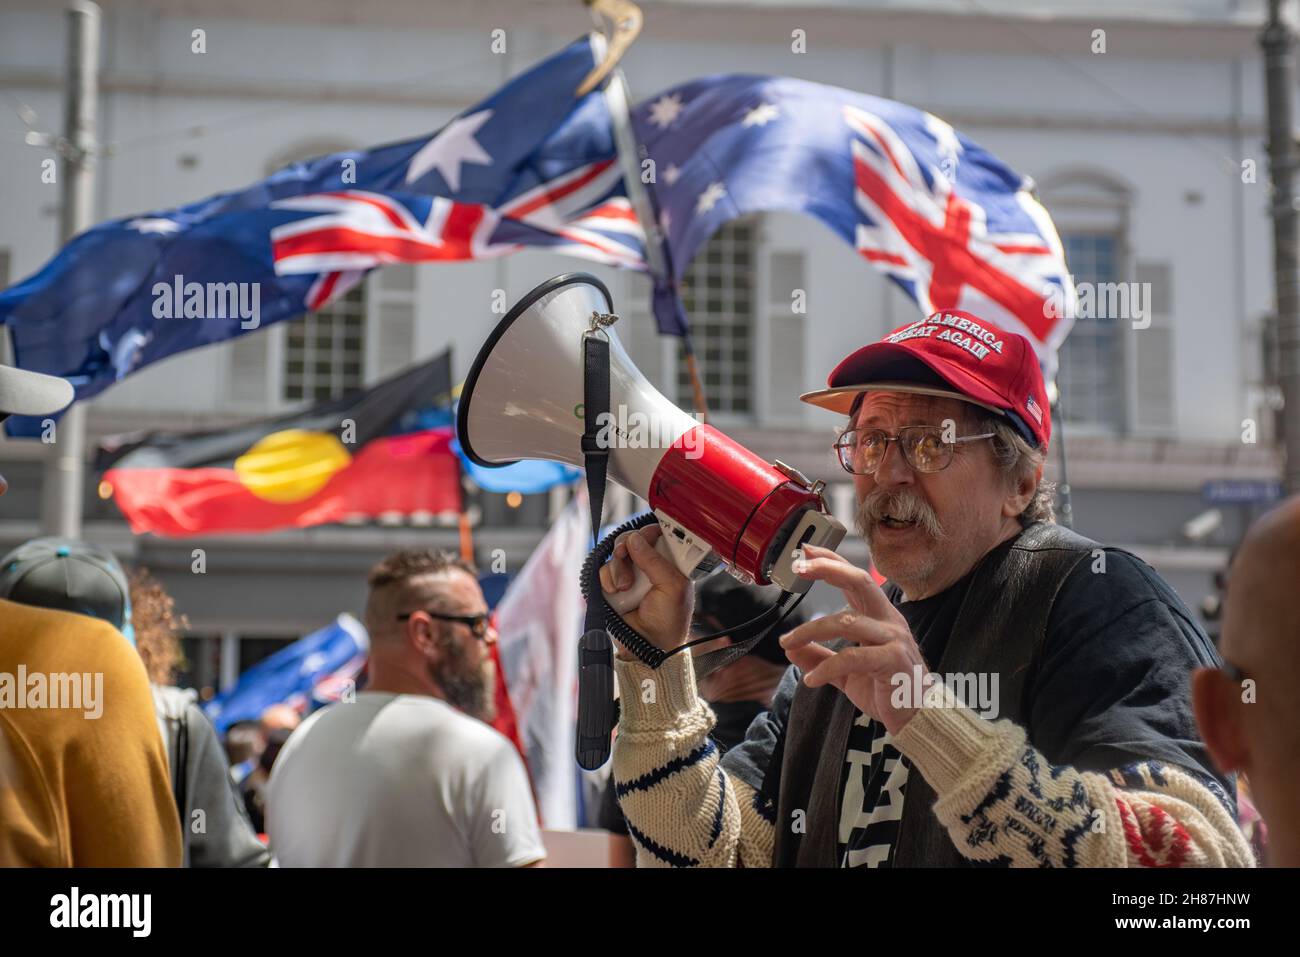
[1201, 480, 1283, 504]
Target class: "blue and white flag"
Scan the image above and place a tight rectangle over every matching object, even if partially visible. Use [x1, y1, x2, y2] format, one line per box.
[0, 36, 637, 435]
[203, 613, 368, 734]
[631, 75, 1075, 374]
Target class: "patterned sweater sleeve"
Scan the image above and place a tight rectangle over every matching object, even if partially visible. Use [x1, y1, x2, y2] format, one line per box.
[611, 652, 776, 868]
[892, 684, 1256, 867]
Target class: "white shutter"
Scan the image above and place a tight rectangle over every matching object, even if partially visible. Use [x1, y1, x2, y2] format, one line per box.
[226, 333, 271, 408]
[1130, 261, 1175, 434]
[370, 265, 417, 380]
[765, 250, 806, 424]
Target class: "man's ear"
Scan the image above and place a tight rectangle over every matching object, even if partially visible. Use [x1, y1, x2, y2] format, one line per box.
[1191, 667, 1251, 774]
[405, 613, 440, 659]
[1002, 460, 1042, 520]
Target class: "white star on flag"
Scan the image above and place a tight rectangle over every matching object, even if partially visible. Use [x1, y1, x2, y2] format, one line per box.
[742, 103, 781, 128]
[695, 181, 727, 215]
[659, 209, 671, 234]
[647, 93, 685, 129]
[404, 109, 494, 191]
[662, 163, 681, 186]
[127, 218, 181, 234]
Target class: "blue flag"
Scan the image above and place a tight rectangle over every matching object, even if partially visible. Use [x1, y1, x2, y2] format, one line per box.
[0, 36, 640, 436]
[632, 75, 1075, 374]
[203, 613, 368, 734]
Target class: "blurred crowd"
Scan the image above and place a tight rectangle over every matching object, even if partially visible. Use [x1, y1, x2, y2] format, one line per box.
[0, 525, 1285, 867]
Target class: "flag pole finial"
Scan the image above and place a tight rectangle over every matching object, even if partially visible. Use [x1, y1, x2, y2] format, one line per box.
[576, 0, 642, 96]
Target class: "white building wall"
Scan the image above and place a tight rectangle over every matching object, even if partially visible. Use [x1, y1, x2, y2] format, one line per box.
[0, 0, 1278, 441]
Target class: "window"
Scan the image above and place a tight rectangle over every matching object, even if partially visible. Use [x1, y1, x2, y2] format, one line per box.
[1056, 232, 1125, 430]
[1038, 170, 1133, 433]
[261, 141, 371, 406]
[238, 635, 298, 673]
[675, 219, 756, 416]
[282, 282, 367, 402]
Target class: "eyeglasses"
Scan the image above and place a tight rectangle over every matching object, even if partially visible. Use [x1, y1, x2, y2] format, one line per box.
[833, 425, 995, 475]
[397, 609, 493, 640]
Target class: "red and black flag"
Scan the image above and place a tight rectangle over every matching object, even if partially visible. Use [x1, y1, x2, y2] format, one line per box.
[97, 351, 461, 536]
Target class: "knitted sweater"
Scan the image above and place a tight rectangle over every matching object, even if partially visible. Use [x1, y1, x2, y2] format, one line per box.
[612, 653, 1255, 868]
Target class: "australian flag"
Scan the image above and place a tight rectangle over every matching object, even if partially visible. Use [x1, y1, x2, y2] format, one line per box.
[632, 75, 1076, 376]
[0, 35, 639, 436]
[204, 613, 369, 734]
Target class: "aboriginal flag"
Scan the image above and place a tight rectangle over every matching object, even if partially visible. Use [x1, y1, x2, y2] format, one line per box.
[97, 351, 461, 536]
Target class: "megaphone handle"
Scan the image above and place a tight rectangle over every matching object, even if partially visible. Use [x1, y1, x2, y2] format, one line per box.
[602, 536, 675, 616]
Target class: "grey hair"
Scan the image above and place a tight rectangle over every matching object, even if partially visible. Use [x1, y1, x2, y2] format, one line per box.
[979, 415, 1055, 527]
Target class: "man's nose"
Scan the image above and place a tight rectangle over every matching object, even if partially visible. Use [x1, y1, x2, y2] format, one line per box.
[873, 439, 914, 488]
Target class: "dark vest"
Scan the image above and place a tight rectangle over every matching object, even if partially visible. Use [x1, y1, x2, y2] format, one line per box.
[771, 522, 1100, 867]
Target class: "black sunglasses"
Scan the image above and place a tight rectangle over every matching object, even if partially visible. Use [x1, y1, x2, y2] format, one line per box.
[397, 609, 492, 640]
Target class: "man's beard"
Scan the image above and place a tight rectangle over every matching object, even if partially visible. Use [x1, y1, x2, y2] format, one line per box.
[855, 487, 946, 588]
[429, 638, 496, 722]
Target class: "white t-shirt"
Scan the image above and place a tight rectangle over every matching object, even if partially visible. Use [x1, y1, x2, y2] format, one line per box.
[265, 692, 545, 867]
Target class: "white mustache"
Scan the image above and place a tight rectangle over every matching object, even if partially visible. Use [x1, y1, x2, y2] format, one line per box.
[856, 488, 945, 540]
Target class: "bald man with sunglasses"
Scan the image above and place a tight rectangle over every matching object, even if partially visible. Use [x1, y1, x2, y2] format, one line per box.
[604, 311, 1253, 869]
[266, 550, 544, 867]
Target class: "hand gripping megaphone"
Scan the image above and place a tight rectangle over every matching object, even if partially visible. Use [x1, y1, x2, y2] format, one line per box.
[458, 274, 846, 768]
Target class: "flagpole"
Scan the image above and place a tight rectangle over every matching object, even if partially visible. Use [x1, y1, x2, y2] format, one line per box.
[42, 0, 99, 539]
[1051, 396, 1074, 529]
[590, 18, 711, 422]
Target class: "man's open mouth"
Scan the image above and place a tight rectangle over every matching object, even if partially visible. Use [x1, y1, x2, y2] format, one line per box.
[878, 514, 918, 530]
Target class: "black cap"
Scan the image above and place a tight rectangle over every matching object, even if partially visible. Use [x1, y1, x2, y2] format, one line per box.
[0, 537, 134, 643]
[694, 574, 807, 666]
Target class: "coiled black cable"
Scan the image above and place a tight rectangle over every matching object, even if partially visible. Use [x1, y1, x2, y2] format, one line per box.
[580, 511, 811, 672]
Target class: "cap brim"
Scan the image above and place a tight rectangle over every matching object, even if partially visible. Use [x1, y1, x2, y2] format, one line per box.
[800, 381, 1007, 418]
[0, 366, 74, 418]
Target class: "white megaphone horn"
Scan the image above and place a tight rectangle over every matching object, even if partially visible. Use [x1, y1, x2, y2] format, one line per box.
[458, 273, 846, 604]
[458, 274, 846, 770]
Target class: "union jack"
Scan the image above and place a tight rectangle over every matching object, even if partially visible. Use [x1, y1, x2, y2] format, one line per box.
[632, 75, 1076, 373]
[845, 105, 1074, 358]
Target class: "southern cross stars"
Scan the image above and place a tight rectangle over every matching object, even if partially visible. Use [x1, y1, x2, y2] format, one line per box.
[742, 103, 781, 128]
[647, 93, 685, 129]
[127, 218, 181, 234]
[695, 182, 727, 215]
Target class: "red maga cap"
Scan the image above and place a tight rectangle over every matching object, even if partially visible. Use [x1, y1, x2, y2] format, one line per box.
[800, 310, 1051, 449]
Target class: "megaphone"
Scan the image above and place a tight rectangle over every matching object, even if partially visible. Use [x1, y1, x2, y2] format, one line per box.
[458, 273, 846, 767]
[460, 272, 846, 592]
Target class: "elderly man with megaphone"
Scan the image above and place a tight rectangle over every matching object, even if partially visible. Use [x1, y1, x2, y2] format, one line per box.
[599, 309, 1254, 869]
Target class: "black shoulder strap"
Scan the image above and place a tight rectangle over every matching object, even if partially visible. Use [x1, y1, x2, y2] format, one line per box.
[173, 710, 189, 825]
[576, 331, 617, 770]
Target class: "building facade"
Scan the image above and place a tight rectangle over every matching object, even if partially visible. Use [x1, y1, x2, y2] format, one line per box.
[0, 0, 1281, 691]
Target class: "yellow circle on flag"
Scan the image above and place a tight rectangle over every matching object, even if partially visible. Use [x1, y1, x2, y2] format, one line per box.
[233, 429, 353, 503]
